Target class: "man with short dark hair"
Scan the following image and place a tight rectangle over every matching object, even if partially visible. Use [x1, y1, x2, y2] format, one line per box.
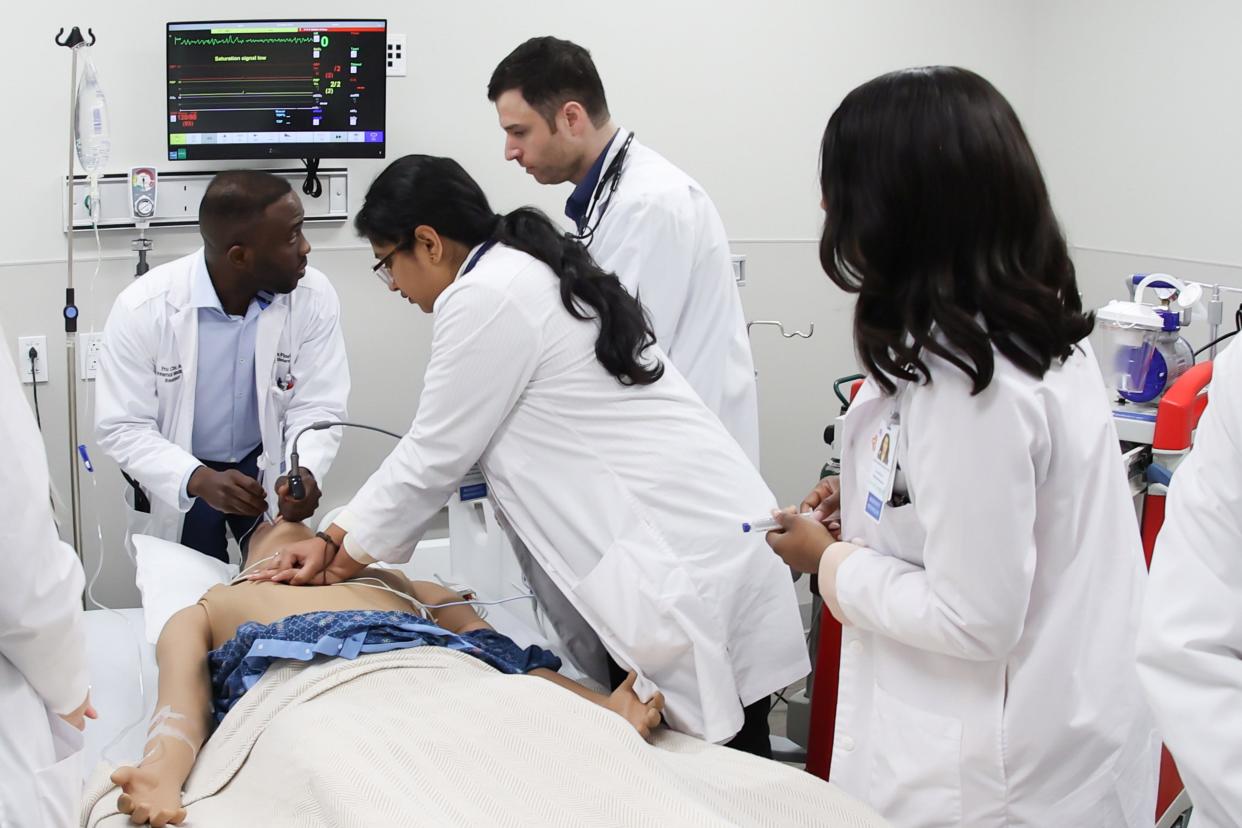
[488, 37, 760, 469]
[96, 170, 349, 561]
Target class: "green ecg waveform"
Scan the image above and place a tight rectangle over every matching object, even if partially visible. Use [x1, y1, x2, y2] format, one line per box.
[173, 35, 316, 47]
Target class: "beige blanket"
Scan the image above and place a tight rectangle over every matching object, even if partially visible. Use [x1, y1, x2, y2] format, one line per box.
[83, 648, 886, 827]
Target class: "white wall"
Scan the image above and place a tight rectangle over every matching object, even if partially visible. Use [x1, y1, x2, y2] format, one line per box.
[1022, 0, 1242, 342]
[15, 1, 1218, 609]
[1027, 0, 1242, 266]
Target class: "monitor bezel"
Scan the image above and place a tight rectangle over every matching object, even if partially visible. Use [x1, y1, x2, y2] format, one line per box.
[165, 18, 388, 161]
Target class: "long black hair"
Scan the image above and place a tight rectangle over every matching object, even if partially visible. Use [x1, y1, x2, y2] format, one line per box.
[355, 154, 662, 386]
[819, 66, 1093, 395]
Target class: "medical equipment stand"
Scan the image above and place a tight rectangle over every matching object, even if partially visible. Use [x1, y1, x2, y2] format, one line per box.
[56, 25, 94, 560]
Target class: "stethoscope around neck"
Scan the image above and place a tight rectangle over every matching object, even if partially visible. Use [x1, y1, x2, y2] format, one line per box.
[570, 130, 635, 248]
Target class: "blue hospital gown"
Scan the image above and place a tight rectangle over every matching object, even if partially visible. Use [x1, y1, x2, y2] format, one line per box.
[207, 610, 562, 722]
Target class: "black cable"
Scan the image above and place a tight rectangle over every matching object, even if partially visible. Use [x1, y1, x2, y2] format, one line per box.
[290, 420, 404, 460]
[27, 347, 41, 431]
[301, 157, 322, 199]
[1194, 303, 1242, 358]
[287, 420, 404, 500]
[1194, 330, 1240, 358]
[570, 131, 635, 247]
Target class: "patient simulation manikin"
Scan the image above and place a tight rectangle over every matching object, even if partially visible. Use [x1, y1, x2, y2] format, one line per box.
[110, 519, 664, 826]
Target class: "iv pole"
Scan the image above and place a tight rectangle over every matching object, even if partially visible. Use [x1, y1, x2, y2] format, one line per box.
[55, 25, 94, 561]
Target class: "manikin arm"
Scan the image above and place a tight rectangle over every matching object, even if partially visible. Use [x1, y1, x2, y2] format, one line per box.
[110, 605, 213, 826]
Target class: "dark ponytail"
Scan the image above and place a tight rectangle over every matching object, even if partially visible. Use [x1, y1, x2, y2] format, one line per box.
[356, 155, 662, 386]
[491, 207, 663, 385]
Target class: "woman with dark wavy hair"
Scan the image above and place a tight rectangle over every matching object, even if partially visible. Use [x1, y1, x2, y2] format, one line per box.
[258, 155, 809, 755]
[768, 68, 1157, 824]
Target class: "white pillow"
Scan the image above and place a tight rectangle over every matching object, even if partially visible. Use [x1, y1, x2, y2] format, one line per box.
[133, 534, 238, 644]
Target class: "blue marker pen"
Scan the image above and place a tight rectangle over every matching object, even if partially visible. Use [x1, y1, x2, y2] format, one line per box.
[77, 444, 94, 473]
[742, 511, 821, 533]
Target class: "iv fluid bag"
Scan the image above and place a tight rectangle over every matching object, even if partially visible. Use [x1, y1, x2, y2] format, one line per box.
[75, 54, 111, 175]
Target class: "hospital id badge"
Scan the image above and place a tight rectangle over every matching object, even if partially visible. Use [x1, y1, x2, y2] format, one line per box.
[864, 422, 900, 524]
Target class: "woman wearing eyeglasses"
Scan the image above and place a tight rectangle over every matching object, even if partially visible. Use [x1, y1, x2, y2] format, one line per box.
[253, 154, 809, 755]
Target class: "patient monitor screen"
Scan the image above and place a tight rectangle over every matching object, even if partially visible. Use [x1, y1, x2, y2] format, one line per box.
[166, 19, 387, 161]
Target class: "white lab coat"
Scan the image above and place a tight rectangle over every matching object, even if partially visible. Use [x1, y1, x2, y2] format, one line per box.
[1137, 339, 1242, 828]
[95, 249, 349, 544]
[585, 128, 760, 466]
[336, 243, 808, 742]
[0, 322, 89, 827]
[831, 342, 1158, 827]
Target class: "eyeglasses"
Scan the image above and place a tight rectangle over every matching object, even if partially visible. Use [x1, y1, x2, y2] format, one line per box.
[371, 243, 408, 289]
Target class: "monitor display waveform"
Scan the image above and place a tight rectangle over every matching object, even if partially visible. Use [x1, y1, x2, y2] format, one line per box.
[172, 34, 319, 48]
[166, 19, 386, 161]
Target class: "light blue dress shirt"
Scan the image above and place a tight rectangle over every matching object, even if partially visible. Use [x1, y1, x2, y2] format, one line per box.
[188, 260, 269, 463]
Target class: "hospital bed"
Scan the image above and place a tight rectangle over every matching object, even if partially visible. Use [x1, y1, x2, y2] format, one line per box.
[79, 534, 889, 827]
[78, 484, 894, 826]
[81, 608, 156, 777]
[79, 533, 559, 777]
[80, 484, 586, 777]
[80, 600, 559, 768]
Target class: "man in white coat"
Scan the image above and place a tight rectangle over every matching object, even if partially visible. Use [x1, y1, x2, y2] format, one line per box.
[1138, 338, 1242, 827]
[0, 322, 94, 827]
[488, 36, 760, 466]
[95, 171, 349, 561]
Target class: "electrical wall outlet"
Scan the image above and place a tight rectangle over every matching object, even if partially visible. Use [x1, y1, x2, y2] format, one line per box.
[387, 33, 407, 77]
[80, 332, 105, 381]
[17, 336, 48, 383]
